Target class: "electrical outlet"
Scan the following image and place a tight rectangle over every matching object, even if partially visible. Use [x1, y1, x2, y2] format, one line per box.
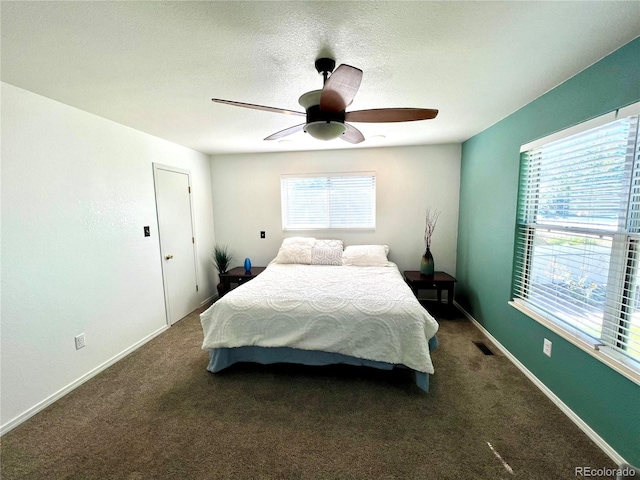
[75, 333, 86, 350]
[543, 338, 552, 357]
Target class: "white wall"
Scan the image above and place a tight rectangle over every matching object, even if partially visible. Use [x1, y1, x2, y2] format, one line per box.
[0, 83, 216, 431]
[210, 144, 461, 275]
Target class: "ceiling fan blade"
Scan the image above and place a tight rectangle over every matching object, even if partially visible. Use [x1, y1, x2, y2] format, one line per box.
[264, 123, 306, 141]
[345, 108, 439, 123]
[341, 123, 365, 144]
[320, 64, 363, 113]
[212, 98, 305, 117]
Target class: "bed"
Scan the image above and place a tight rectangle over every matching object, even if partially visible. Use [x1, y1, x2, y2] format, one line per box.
[200, 239, 439, 391]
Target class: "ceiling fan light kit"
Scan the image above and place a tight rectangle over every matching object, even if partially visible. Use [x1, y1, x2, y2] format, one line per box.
[299, 89, 346, 141]
[305, 121, 347, 141]
[211, 57, 438, 144]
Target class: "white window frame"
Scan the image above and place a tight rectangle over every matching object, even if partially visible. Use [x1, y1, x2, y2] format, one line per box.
[281, 172, 376, 231]
[511, 102, 640, 386]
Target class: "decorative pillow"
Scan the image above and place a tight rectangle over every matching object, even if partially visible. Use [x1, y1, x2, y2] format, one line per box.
[311, 239, 344, 266]
[342, 245, 392, 267]
[272, 237, 315, 264]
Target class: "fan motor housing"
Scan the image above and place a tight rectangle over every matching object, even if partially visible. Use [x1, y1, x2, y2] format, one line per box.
[298, 89, 346, 140]
[299, 90, 345, 123]
[306, 105, 345, 124]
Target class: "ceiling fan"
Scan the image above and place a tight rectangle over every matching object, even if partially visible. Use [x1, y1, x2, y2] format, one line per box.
[211, 58, 438, 144]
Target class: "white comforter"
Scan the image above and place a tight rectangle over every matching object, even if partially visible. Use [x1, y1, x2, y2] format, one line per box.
[200, 263, 439, 373]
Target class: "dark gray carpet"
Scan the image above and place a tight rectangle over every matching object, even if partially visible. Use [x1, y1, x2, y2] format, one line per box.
[1, 302, 616, 479]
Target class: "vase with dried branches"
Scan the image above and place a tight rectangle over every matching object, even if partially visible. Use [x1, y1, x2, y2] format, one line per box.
[421, 208, 441, 276]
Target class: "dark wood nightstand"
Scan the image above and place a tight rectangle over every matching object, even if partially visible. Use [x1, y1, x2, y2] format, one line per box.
[218, 266, 266, 297]
[404, 271, 457, 305]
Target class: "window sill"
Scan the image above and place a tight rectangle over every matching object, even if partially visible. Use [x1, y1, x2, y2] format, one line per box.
[509, 300, 640, 387]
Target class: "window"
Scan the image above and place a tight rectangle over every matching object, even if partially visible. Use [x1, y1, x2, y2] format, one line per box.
[513, 103, 640, 380]
[281, 172, 376, 230]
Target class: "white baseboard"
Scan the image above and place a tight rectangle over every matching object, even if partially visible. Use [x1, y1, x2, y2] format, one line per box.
[453, 301, 627, 466]
[200, 294, 216, 307]
[0, 325, 169, 437]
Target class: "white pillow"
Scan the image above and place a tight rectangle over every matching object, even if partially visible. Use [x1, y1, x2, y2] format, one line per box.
[342, 245, 392, 267]
[282, 236, 316, 246]
[272, 237, 315, 264]
[311, 239, 343, 265]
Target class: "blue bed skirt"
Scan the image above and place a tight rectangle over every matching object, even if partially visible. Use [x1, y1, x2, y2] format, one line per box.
[206, 336, 438, 392]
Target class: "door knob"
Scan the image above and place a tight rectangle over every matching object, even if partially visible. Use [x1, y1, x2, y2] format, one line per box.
[165, 254, 174, 260]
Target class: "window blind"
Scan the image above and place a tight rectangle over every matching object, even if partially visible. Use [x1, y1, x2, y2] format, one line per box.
[514, 110, 640, 370]
[281, 172, 376, 230]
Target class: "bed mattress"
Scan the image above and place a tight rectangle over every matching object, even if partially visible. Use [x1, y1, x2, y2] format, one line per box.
[200, 263, 439, 374]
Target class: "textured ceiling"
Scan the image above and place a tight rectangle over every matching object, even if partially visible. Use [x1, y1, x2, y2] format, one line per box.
[2, 1, 639, 155]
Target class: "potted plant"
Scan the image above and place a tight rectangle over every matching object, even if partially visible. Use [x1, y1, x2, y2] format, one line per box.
[421, 208, 441, 276]
[212, 245, 232, 274]
[212, 245, 233, 295]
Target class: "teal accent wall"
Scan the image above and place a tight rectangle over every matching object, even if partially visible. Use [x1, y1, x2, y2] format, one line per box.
[457, 38, 640, 465]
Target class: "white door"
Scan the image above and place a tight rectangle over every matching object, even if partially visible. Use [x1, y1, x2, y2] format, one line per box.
[154, 164, 199, 325]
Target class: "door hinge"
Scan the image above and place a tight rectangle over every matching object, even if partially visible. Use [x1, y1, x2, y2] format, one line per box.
[196, 284, 199, 292]
[192, 237, 195, 244]
[188, 186, 191, 194]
